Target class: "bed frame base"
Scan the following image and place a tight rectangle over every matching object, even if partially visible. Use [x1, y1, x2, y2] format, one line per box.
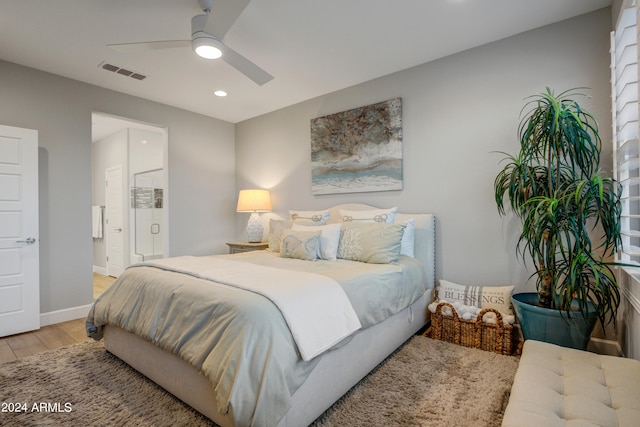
[104, 290, 430, 427]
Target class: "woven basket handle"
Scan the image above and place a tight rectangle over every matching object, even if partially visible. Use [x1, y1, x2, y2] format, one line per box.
[433, 301, 461, 344]
[474, 308, 504, 354]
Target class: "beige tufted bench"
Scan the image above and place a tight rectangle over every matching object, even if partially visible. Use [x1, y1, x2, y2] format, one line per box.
[502, 340, 640, 427]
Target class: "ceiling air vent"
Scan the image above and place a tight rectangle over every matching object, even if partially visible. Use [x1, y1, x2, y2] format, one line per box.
[98, 62, 147, 81]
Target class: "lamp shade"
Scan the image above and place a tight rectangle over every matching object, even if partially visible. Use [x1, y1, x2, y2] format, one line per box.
[236, 189, 272, 212]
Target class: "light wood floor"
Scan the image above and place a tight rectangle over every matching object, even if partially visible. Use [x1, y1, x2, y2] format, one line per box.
[93, 272, 115, 300]
[0, 273, 116, 364]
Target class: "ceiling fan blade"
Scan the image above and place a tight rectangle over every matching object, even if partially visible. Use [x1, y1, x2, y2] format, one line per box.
[108, 40, 191, 52]
[220, 44, 273, 86]
[203, 0, 251, 39]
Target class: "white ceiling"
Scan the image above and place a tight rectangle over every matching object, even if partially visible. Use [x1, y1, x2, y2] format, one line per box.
[1, 0, 611, 125]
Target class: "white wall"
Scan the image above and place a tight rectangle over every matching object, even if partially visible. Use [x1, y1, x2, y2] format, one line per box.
[619, 273, 640, 359]
[129, 128, 164, 175]
[0, 60, 236, 315]
[235, 9, 613, 293]
[91, 129, 128, 270]
[129, 129, 165, 263]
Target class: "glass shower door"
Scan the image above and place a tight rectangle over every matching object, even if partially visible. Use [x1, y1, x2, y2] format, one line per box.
[132, 169, 164, 261]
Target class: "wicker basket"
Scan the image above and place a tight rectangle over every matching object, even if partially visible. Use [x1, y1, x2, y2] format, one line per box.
[430, 301, 516, 356]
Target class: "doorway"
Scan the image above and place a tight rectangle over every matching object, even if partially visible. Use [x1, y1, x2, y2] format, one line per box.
[91, 113, 168, 280]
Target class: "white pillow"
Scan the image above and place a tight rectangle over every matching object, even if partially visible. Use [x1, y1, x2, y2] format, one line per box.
[437, 279, 515, 315]
[289, 209, 330, 225]
[340, 207, 397, 224]
[395, 217, 415, 257]
[291, 223, 341, 260]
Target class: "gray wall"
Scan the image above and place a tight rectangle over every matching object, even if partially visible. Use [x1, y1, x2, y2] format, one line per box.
[0, 8, 613, 316]
[235, 9, 613, 293]
[0, 60, 236, 314]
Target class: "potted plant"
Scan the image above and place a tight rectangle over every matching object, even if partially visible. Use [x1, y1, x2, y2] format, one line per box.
[493, 88, 623, 350]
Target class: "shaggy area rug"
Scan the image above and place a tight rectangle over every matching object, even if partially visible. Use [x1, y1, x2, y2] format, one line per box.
[311, 336, 519, 427]
[0, 336, 518, 426]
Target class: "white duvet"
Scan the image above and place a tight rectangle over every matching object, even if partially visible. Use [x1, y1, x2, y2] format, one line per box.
[143, 256, 362, 361]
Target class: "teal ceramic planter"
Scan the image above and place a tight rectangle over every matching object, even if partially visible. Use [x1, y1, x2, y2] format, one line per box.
[511, 293, 598, 350]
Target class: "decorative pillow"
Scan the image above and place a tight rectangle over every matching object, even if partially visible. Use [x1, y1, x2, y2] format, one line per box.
[395, 217, 415, 257]
[340, 207, 397, 224]
[289, 209, 330, 225]
[291, 223, 341, 261]
[437, 279, 515, 315]
[267, 219, 291, 252]
[337, 222, 405, 264]
[280, 230, 321, 261]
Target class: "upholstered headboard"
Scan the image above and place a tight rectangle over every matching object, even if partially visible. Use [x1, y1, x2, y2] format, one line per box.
[327, 203, 436, 290]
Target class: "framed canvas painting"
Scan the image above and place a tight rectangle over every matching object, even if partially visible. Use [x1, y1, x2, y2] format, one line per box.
[310, 98, 403, 195]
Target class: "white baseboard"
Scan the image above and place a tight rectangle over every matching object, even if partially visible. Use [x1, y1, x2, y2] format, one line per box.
[93, 265, 107, 275]
[40, 304, 92, 327]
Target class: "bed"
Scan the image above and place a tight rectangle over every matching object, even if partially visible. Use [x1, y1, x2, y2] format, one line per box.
[86, 203, 436, 427]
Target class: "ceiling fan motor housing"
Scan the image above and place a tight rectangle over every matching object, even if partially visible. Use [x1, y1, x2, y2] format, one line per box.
[191, 14, 223, 59]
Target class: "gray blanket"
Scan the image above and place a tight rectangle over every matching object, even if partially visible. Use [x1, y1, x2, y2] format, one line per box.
[86, 251, 426, 427]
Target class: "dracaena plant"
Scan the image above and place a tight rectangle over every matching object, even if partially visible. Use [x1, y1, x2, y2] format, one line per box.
[494, 88, 623, 328]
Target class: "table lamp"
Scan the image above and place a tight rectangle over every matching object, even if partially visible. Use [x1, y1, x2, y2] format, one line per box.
[236, 189, 272, 242]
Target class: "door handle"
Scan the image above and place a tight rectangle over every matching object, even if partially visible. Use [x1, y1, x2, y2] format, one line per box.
[113, 228, 122, 232]
[16, 237, 36, 245]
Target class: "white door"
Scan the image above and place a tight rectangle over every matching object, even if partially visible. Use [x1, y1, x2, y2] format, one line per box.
[106, 165, 124, 277]
[0, 125, 39, 337]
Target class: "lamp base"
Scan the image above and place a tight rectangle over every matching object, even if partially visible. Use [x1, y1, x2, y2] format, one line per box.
[246, 212, 263, 243]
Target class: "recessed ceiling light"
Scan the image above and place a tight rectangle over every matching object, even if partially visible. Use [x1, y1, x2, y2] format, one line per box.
[214, 90, 228, 97]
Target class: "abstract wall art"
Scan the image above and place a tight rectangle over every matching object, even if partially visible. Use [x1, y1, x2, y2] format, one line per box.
[310, 98, 403, 195]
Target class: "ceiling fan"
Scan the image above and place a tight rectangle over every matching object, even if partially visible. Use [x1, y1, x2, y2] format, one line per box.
[107, 0, 273, 86]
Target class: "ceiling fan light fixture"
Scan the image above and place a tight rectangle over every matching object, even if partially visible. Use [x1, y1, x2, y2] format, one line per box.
[195, 44, 222, 59]
[192, 34, 223, 59]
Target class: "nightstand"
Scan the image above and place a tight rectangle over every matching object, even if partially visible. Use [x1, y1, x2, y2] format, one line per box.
[226, 242, 269, 254]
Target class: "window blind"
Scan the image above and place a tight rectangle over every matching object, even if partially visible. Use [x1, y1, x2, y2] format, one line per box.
[612, 5, 639, 266]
